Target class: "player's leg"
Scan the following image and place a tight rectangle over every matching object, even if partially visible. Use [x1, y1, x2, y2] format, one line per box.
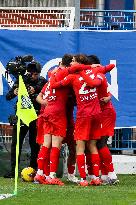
[76, 140, 88, 186]
[88, 140, 101, 185]
[34, 134, 51, 184]
[66, 135, 80, 183]
[98, 107, 119, 184]
[49, 135, 64, 185]
[97, 137, 119, 184]
[88, 114, 102, 185]
[74, 117, 91, 186]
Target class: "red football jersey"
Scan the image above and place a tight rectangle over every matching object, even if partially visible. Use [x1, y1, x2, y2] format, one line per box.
[50, 71, 101, 118]
[41, 80, 69, 116]
[80, 71, 114, 111]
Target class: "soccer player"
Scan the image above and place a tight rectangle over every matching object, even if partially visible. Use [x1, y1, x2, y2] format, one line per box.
[34, 54, 80, 185]
[58, 56, 80, 183]
[80, 55, 119, 185]
[50, 54, 80, 183]
[50, 54, 104, 186]
[34, 72, 70, 185]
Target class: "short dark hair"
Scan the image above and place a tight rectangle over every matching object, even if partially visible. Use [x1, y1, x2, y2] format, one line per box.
[74, 54, 89, 65]
[87, 55, 100, 64]
[62, 54, 73, 67]
[27, 61, 41, 73]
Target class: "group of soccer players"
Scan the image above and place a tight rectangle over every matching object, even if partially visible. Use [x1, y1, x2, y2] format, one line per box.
[34, 53, 119, 186]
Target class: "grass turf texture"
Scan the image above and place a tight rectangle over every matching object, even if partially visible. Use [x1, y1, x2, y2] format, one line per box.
[0, 175, 136, 205]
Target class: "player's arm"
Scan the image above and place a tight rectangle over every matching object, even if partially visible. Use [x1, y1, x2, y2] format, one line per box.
[80, 71, 102, 87]
[36, 93, 48, 105]
[68, 64, 91, 73]
[95, 64, 115, 74]
[36, 84, 48, 106]
[54, 64, 91, 81]
[50, 73, 73, 89]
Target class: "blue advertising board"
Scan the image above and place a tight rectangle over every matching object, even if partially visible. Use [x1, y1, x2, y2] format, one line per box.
[0, 29, 136, 127]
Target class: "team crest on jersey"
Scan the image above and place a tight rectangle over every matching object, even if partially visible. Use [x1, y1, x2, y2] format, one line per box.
[21, 95, 32, 109]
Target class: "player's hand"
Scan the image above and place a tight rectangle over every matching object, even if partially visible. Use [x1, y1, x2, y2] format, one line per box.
[44, 99, 48, 106]
[14, 88, 18, 96]
[100, 96, 111, 103]
[41, 99, 48, 106]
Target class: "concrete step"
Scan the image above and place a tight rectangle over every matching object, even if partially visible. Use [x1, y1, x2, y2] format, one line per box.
[113, 155, 136, 174]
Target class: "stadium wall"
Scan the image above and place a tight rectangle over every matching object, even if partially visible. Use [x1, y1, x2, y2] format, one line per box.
[0, 0, 75, 7]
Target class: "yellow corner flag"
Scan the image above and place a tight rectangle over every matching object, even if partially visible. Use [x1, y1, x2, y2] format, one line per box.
[16, 75, 37, 126]
[14, 75, 37, 195]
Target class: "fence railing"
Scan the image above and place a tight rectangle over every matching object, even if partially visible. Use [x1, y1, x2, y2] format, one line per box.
[80, 9, 136, 30]
[0, 124, 136, 151]
[110, 128, 136, 151]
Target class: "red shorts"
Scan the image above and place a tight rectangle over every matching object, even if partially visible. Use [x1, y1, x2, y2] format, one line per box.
[101, 107, 116, 137]
[36, 113, 67, 145]
[74, 114, 102, 141]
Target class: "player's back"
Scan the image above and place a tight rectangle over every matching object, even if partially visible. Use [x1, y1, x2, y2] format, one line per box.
[70, 71, 101, 118]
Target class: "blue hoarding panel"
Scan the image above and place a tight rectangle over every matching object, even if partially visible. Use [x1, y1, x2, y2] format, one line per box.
[0, 30, 136, 127]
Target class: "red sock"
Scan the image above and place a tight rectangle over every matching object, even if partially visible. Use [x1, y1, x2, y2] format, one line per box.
[68, 164, 75, 174]
[37, 146, 49, 170]
[99, 146, 114, 173]
[43, 149, 50, 176]
[86, 153, 93, 175]
[90, 154, 100, 177]
[100, 162, 108, 175]
[50, 147, 60, 173]
[76, 154, 86, 179]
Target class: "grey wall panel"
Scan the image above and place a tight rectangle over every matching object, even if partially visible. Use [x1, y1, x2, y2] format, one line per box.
[0, 0, 75, 7]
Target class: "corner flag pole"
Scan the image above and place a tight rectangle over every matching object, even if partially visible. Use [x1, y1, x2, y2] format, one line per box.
[13, 115, 20, 195]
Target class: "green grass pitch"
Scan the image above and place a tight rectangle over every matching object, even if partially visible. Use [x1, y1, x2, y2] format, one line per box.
[0, 175, 136, 205]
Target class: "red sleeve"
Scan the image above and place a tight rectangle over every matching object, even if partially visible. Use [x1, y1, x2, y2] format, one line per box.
[80, 71, 102, 87]
[55, 68, 69, 81]
[95, 64, 115, 74]
[50, 74, 73, 89]
[50, 64, 91, 81]
[68, 64, 91, 73]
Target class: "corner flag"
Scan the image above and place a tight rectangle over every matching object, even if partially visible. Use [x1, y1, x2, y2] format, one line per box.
[14, 75, 37, 195]
[16, 75, 37, 126]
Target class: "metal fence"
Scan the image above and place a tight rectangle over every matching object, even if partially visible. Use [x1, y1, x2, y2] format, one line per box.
[0, 124, 136, 152]
[80, 9, 136, 30]
[110, 128, 136, 151]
